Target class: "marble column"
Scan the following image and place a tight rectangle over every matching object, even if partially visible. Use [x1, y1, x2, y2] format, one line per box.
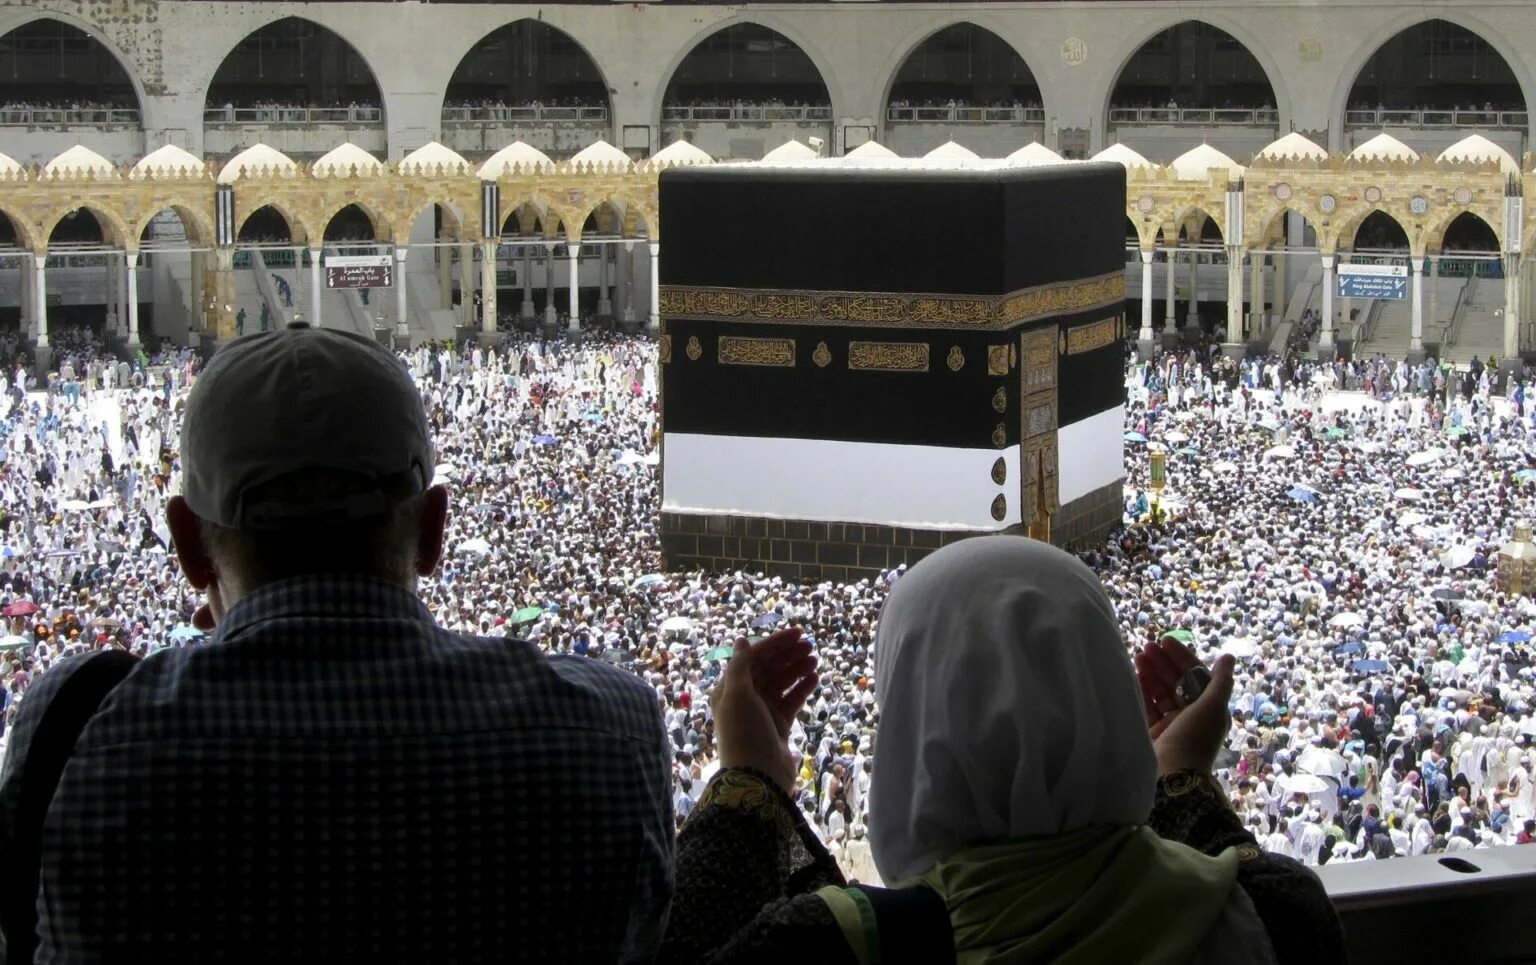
[1319, 254, 1336, 350]
[520, 246, 534, 321]
[543, 245, 557, 328]
[567, 244, 581, 333]
[1410, 256, 1425, 353]
[1164, 246, 1177, 328]
[458, 242, 474, 327]
[1506, 252, 1522, 359]
[480, 242, 498, 334]
[648, 242, 660, 332]
[1138, 250, 1154, 341]
[308, 248, 322, 326]
[395, 246, 410, 337]
[125, 251, 141, 348]
[33, 254, 47, 347]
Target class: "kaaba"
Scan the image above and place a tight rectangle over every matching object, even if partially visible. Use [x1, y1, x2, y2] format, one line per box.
[657, 160, 1128, 581]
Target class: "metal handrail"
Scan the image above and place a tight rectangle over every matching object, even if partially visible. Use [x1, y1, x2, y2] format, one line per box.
[1446, 275, 1477, 347]
[1343, 107, 1526, 128]
[661, 104, 832, 122]
[886, 105, 1046, 123]
[204, 106, 384, 124]
[1106, 107, 1280, 125]
[0, 107, 140, 126]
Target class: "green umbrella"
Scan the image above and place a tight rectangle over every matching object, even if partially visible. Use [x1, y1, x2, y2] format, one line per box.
[703, 645, 736, 662]
[510, 606, 545, 625]
[1445, 425, 1469, 438]
[1325, 428, 1349, 440]
[1159, 629, 1194, 645]
[1176, 447, 1200, 457]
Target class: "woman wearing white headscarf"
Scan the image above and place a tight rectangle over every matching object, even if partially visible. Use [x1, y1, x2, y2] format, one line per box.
[660, 537, 1343, 964]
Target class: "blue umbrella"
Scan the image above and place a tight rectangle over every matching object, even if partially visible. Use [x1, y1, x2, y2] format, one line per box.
[1351, 659, 1391, 673]
[750, 612, 782, 629]
[583, 411, 603, 423]
[532, 434, 558, 445]
[1335, 641, 1365, 655]
[633, 573, 666, 588]
[1498, 630, 1533, 644]
[169, 626, 205, 640]
[0, 546, 17, 558]
[1286, 487, 1318, 503]
[1518, 469, 1536, 482]
[1124, 431, 1148, 443]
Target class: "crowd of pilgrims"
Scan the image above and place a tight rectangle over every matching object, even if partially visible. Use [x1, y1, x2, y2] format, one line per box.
[2, 331, 1536, 880]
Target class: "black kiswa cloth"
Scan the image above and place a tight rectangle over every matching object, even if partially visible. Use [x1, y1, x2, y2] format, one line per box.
[659, 165, 1126, 297]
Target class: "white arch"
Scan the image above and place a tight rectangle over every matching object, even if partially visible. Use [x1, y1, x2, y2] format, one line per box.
[1329, 12, 1535, 138]
[652, 15, 846, 129]
[0, 12, 150, 129]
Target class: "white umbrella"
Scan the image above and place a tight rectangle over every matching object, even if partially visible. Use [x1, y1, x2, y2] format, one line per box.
[1297, 748, 1350, 778]
[455, 538, 492, 556]
[1164, 430, 1191, 444]
[1395, 487, 1424, 501]
[1214, 460, 1239, 474]
[1405, 450, 1443, 468]
[1263, 445, 1296, 460]
[59, 500, 90, 511]
[1440, 545, 1477, 570]
[1329, 612, 1365, 628]
[1221, 638, 1259, 659]
[642, 452, 660, 466]
[1285, 774, 1333, 795]
[1441, 468, 1466, 482]
[659, 615, 694, 633]
[616, 450, 645, 466]
[434, 462, 456, 478]
[86, 499, 115, 510]
[1398, 511, 1429, 527]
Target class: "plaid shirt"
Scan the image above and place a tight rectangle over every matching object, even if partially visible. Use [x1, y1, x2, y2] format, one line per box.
[0, 576, 673, 964]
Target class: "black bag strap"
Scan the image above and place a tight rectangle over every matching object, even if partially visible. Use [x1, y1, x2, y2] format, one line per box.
[0, 649, 138, 964]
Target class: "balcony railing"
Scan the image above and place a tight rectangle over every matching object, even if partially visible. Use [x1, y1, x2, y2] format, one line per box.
[203, 106, 384, 125]
[662, 105, 833, 122]
[1107, 107, 1280, 126]
[886, 106, 1046, 124]
[0, 107, 140, 126]
[442, 105, 609, 123]
[1344, 107, 1528, 129]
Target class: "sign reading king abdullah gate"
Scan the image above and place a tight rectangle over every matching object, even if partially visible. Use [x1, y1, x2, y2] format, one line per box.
[325, 254, 393, 290]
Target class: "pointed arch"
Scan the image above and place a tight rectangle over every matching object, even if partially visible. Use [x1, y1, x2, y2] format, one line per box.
[1431, 210, 1502, 254]
[0, 15, 146, 123]
[1337, 16, 1530, 127]
[0, 206, 37, 253]
[41, 204, 128, 249]
[322, 203, 386, 244]
[1106, 19, 1284, 125]
[659, 20, 835, 120]
[136, 203, 215, 250]
[442, 20, 611, 119]
[237, 204, 300, 245]
[882, 22, 1043, 117]
[204, 17, 384, 120]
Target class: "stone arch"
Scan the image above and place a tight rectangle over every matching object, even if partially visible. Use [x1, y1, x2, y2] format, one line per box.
[1252, 205, 1320, 248]
[1339, 207, 1415, 254]
[1172, 205, 1226, 244]
[654, 16, 843, 126]
[202, 16, 386, 122]
[576, 194, 656, 239]
[321, 202, 387, 243]
[395, 198, 468, 245]
[237, 202, 308, 246]
[1428, 209, 1503, 254]
[0, 13, 149, 126]
[504, 194, 582, 240]
[132, 200, 215, 250]
[879, 21, 1044, 115]
[502, 202, 547, 239]
[1332, 14, 1534, 134]
[1102, 17, 1290, 129]
[40, 203, 129, 249]
[441, 19, 613, 119]
[0, 205, 38, 253]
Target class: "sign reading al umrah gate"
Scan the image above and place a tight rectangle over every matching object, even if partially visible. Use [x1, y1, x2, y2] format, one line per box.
[657, 161, 1129, 579]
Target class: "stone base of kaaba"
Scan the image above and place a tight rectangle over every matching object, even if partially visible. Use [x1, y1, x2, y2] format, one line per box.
[660, 479, 1125, 581]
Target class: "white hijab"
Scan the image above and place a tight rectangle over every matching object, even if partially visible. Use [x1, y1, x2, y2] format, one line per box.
[870, 536, 1158, 882]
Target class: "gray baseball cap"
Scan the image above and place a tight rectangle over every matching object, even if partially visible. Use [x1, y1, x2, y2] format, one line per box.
[181, 323, 433, 530]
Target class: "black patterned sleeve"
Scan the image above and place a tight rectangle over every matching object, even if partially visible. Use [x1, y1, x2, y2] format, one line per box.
[1149, 770, 1348, 965]
[657, 767, 856, 965]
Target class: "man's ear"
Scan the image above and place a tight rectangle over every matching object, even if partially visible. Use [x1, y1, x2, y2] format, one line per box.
[166, 496, 215, 591]
[416, 485, 449, 577]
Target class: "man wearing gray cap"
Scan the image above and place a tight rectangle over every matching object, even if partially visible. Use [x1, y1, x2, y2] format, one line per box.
[0, 325, 673, 963]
